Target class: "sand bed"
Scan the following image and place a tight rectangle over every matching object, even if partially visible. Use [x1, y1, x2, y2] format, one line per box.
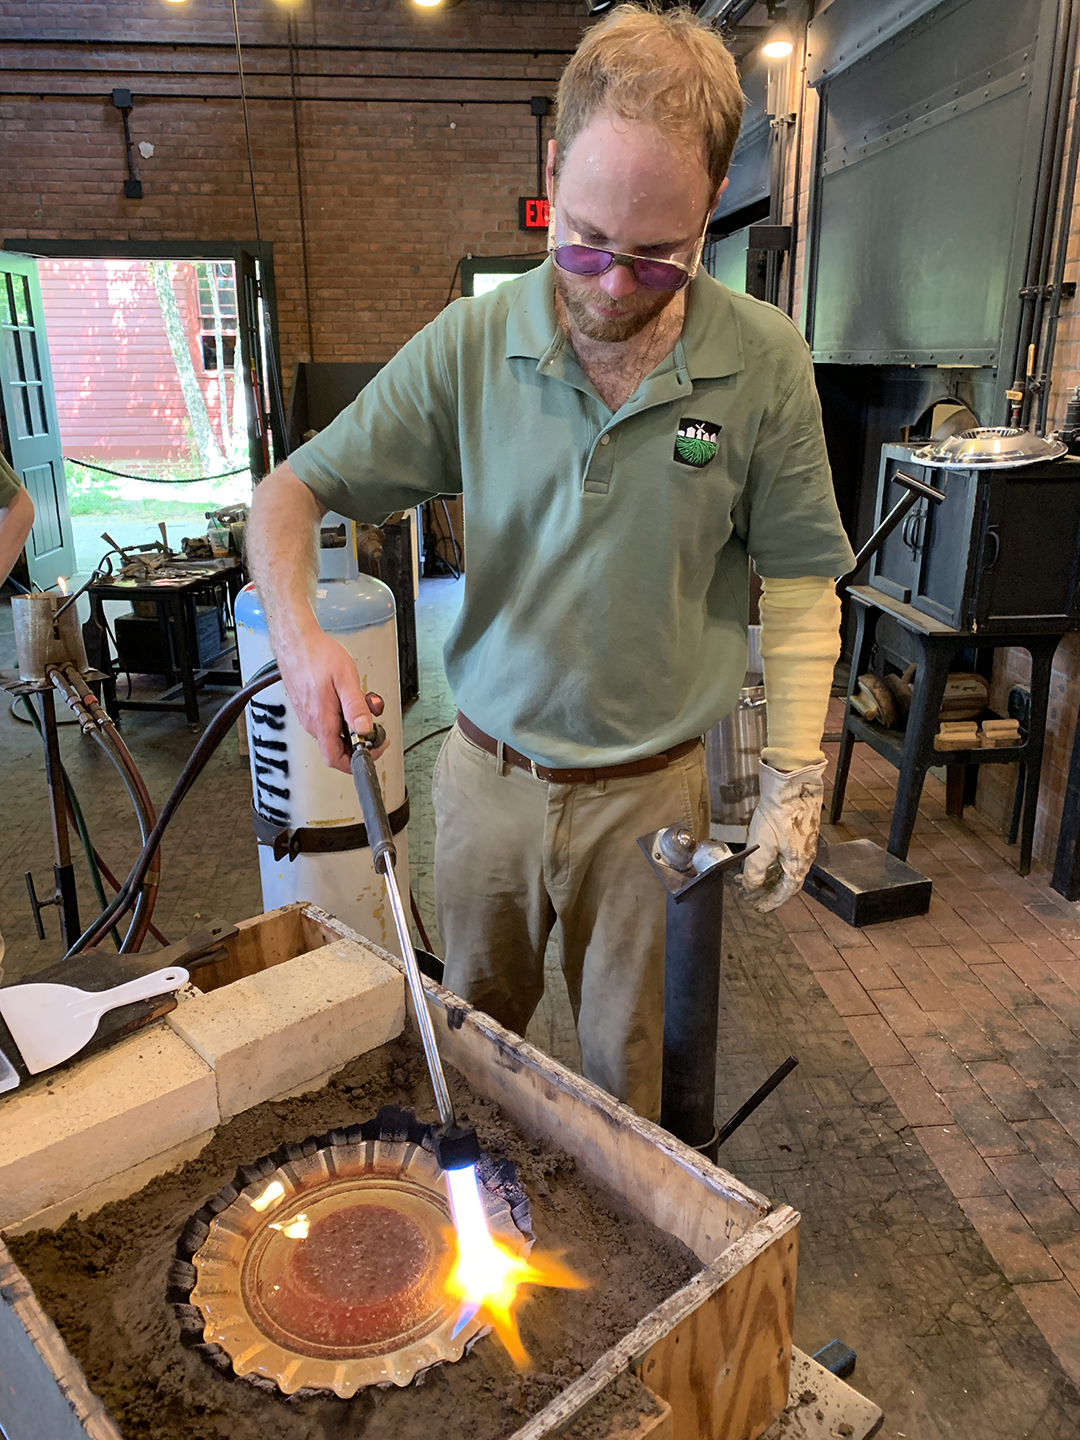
[8, 1031, 699, 1440]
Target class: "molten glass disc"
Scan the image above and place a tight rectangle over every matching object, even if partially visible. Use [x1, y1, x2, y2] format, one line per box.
[176, 1112, 531, 1396]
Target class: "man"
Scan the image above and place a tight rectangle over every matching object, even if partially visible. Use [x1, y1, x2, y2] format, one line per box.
[0, 453, 34, 591]
[247, 4, 854, 1121]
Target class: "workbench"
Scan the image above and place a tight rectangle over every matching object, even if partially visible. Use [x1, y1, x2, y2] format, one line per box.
[88, 557, 245, 725]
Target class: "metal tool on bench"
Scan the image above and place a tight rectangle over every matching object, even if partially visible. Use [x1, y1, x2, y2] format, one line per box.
[846, 468, 946, 577]
[0, 965, 189, 1075]
[348, 721, 480, 1172]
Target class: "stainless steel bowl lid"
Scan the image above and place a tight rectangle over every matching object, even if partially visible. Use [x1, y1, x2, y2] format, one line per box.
[912, 426, 1068, 470]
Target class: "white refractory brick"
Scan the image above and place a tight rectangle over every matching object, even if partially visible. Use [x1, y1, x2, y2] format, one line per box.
[166, 938, 405, 1120]
[0, 1027, 217, 1231]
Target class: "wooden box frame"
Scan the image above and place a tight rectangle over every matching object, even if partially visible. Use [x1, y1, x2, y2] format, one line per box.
[1, 903, 799, 1440]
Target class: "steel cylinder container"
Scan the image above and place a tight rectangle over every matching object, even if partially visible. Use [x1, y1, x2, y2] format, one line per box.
[235, 569, 409, 956]
[11, 592, 89, 682]
[705, 683, 767, 842]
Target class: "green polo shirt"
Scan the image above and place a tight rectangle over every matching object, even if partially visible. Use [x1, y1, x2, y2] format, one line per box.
[289, 259, 854, 767]
[0, 453, 19, 508]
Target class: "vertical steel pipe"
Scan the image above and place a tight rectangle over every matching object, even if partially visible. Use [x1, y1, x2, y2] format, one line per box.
[660, 868, 726, 1162]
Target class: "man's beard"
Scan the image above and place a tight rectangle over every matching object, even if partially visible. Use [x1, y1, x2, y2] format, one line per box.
[555, 270, 677, 343]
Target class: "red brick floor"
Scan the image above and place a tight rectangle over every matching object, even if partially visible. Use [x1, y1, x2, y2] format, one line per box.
[796, 712, 1080, 1385]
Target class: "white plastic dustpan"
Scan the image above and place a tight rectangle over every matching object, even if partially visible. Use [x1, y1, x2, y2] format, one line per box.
[0, 966, 189, 1075]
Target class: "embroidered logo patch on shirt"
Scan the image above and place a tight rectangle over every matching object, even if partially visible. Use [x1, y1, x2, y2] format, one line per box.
[674, 419, 721, 468]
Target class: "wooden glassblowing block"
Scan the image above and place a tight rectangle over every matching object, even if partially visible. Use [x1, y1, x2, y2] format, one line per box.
[166, 937, 404, 1119]
[0, 1027, 217, 1231]
[803, 838, 933, 927]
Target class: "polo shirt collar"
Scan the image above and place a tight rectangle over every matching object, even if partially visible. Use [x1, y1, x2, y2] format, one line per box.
[503, 255, 745, 382]
[679, 269, 744, 381]
[505, 258, 561, 361]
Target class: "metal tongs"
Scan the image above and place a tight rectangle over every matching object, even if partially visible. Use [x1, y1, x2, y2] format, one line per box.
[348, 723, 480, 1172]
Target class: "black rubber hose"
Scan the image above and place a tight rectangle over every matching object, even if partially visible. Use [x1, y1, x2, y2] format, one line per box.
[90, 727, 157, 953]
[63, 662, 282, 957]
[17, 693, 123, 950]
[47, 664, 161, 954]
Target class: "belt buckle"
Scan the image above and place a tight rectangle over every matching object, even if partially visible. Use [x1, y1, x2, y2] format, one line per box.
[529, 758, 542, 780]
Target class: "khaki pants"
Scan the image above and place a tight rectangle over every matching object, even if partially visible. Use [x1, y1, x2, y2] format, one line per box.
[432, 725, 709, 1120]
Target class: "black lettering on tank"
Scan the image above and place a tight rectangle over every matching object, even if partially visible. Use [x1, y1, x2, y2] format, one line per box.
[254, 753, 289, 775]
[250, 701, 287, 732]
[255, 778, 290, 801]
[249, 700, 291, 824]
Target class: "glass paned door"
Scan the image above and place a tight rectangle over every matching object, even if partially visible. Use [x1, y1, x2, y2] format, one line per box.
[0, 254, 75, 588]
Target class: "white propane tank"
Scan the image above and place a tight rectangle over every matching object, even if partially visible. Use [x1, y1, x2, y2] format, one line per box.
[235, 531, 408, 956]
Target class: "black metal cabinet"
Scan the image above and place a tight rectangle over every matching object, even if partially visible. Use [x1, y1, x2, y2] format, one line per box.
[869, 445, 1080, 633]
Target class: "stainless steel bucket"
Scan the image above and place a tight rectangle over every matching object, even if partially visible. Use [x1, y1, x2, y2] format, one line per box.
[705, 681, 767, 837]
[11, 593, 89, 683]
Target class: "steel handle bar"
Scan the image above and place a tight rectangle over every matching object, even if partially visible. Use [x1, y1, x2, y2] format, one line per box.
[847, 470, 946, 577]
[350, 737, 456, 1129]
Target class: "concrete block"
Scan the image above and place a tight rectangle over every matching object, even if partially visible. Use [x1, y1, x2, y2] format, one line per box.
[0, 1027, 217, 1231]
[166, 937, 404, 1119]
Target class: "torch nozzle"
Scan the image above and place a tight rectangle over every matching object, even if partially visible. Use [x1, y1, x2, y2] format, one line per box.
[433, 1122, 481, 1172]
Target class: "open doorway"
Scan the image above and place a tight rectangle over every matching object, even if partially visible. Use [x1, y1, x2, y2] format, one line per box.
[39, 257, 251, 574]
[0, 241, 283, 585]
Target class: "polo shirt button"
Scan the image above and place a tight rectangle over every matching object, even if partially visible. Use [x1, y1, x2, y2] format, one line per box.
[600, 434, 610, 445]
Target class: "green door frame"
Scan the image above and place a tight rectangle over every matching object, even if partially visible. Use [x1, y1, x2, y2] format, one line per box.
[0, 253, 76, 589]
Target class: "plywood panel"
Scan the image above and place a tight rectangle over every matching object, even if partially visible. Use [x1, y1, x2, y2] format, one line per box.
[636, 1215, 799, 1440]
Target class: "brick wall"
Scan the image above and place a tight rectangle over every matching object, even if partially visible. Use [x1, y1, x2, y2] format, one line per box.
[1, 0, 586, 384]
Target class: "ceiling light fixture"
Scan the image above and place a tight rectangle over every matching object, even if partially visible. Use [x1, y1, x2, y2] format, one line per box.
[411, 0, 465, 9]
[760, 17, 794, 58]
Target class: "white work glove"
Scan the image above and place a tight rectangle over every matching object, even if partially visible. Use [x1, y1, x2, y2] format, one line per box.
[738, 759, 827, 913]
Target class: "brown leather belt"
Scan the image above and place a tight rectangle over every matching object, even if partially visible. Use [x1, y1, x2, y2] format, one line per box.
[455, 711, 703, 785]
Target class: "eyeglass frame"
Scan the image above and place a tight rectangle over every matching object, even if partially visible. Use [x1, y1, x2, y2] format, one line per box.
[547, 208, 710, 292]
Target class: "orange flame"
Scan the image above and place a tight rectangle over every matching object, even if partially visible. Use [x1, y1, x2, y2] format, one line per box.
[444, 1165, 587, 1369]
[57, 576, 69, 595]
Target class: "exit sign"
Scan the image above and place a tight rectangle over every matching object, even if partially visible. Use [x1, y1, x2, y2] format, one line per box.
[518, 197, 550, 232]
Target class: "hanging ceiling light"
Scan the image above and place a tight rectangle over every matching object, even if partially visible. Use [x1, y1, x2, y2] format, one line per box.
[761, 13, 794, 60]
[411, 0, 464, 8]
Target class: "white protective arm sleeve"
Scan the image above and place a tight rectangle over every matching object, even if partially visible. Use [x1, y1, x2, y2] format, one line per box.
[738, 575, 842, 913]
[759, 574, 842, 771]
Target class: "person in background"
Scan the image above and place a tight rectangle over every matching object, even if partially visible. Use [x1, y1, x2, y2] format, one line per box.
[0, 448, 35, 976]
[0, 452, 33, 591]
[247, 4, 853, 1121]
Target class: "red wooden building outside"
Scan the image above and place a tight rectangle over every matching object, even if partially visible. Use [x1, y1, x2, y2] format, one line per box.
[36, 259, 237, 465]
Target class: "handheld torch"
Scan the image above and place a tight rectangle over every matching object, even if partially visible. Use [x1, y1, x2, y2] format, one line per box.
[347, 720, 480, 1174]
